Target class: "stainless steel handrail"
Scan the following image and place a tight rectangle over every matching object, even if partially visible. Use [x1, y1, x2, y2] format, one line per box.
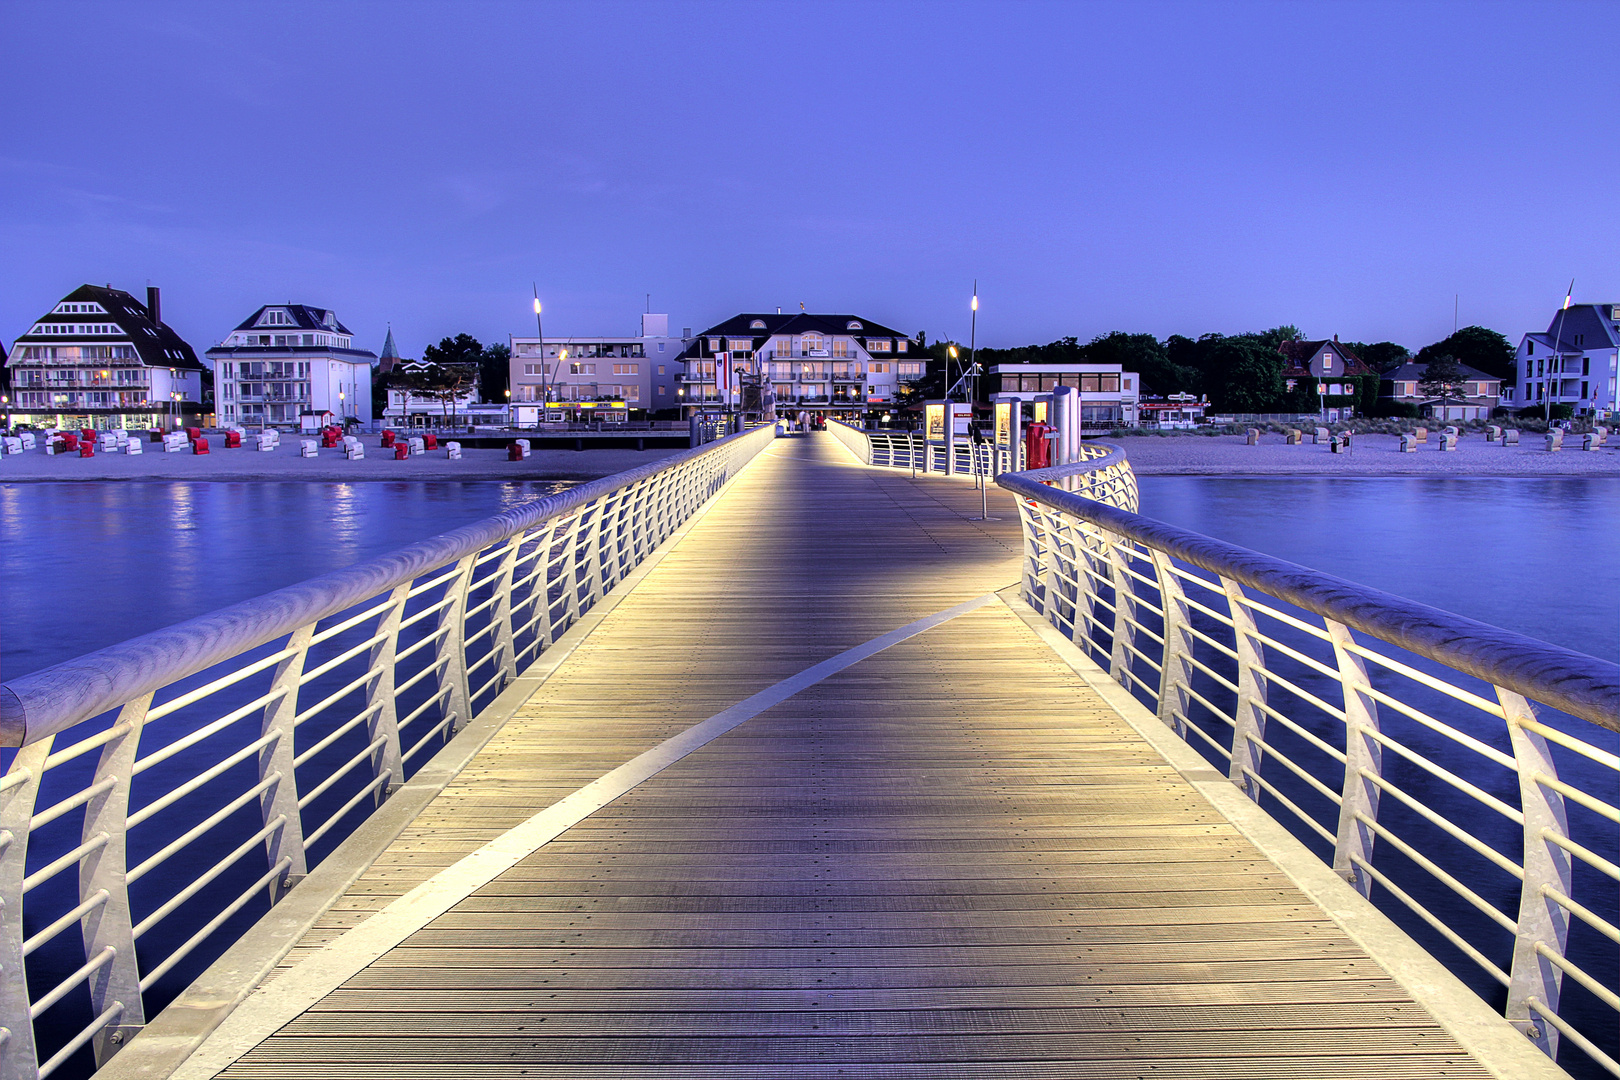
[998, 453, 1619, 1077]
[0, 423, 776, 1078]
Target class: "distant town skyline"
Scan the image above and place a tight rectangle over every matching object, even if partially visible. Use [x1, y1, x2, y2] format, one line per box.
[3, 1, 1616, 360]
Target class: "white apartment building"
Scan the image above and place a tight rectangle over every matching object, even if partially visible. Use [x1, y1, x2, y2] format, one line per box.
[989, 364, 1141, 428]
[6, 284, 204, 429]
[1505, 302, 1620, 417]
[679, 312, 924, 419]
[207, 305, 377, 428]
[508, 314, 684, 424]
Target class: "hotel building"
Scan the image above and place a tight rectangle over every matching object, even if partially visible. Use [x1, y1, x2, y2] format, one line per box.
[207, 305, 377, 428]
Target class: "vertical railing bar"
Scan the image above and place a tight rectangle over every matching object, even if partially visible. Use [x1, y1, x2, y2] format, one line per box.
[79, 693, 152, 1065]
[1500, 687, 1572, 1061]
[1150, 548, 1194, 740]
[488, 535, 522, 690]
[259, 624, 311, 897]
[0, 739, 53, 1080]
[1221, 575, 1268, 802]
[438, 554, 477, 734]
[1329, 619, 1382, 899]
[364, 583, 410, 794]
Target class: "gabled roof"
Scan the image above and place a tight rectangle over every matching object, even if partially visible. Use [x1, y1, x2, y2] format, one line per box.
[679, 312, 913, 360]
[1277, 339, 1374, 376]
[1381, 360, 1498, 383]
[10, 284, 204, 371]
[1542, 304, 1620, 351]
[230, 304, 355, 335]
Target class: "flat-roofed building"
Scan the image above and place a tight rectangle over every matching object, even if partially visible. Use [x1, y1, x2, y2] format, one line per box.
[207, 304, 377, 428]
[509, 313, 683, 423]
[989, 363, 1140, 429]
[6, 284, 204, 429]
[680, 312, 924, 420]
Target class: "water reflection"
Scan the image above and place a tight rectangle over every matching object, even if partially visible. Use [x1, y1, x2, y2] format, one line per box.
[0, 480, 575, 681]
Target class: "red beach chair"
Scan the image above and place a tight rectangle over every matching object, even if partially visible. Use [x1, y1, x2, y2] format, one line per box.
[394, 443, 409, 460]
[193, 437, 210, 454]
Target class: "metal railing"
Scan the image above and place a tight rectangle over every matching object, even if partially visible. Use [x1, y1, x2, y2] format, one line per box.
[999, 452, 1619, 1077]
[0, 424, 776, 1078]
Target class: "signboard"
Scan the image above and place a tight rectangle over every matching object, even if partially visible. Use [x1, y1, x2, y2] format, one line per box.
[925, 403, 946, 440]
[994, 401, 1011, 447]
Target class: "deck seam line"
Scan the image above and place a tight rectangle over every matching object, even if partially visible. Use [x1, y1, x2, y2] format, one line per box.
[173, 591, 998, 1079]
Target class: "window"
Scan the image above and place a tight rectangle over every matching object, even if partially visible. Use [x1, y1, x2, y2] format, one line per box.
[869, 362, 890, 374]
[709, 338, 722, 351]
[896, 340, 907, 353]
[867, 339, 891, 352]
[1527, 340, 1534, 355]
[750, 319, 767, 329]
[802, 333, 823, 353]
[898, 362, 923, 377]
[727, 339, 753, 353]
[259, 309, 295, 327]
[657, 365, 665, 376]
[624, 386, 640, 401]
[1322, 353, 1334, 371]
[613, 363, 639, 375]
[658, 342, 665, 352]
[1582, 381, 1589, 399]
[846, 320, 863, 330]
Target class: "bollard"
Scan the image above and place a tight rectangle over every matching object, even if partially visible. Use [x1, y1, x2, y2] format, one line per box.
[1246, 428, 1259, 445]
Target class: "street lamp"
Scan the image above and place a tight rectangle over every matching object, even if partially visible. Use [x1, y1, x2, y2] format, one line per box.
[532, 288, 549, 406]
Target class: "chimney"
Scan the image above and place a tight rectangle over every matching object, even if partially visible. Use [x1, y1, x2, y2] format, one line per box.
[147, 286, 162, 327]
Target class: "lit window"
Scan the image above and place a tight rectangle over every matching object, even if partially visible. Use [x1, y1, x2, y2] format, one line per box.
[750, 319, 767, 329]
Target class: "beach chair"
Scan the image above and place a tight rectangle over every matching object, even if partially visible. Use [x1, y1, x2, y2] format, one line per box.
[1582, 433, 1600, 451]
[224, 430, 242, 448]
[423, 433, 438, 451]
[19, 433, 35, 450]
[1, 437, 20, 455]
[1285, 429, 1301, 445]
[1439, 433, 1458, 451]
[1313, 427, 1330, 444]
[300, 440, 319, 458]
[1399, 433, 1417, 452]
[345, 440, 365, 460]
[408, 437, 425, 456]
[393, 443, 409, 460]
[1245, 429, 1259, 446]
[445, 442, 462, 460]
[508, 439, 530, 461]
[1486, 425, 1502, 442]
[193, 437, 210, 455]
[1414, 427, 1428, 443]
[125, 438, 143, 456]
[1545, 430, 1563, 452]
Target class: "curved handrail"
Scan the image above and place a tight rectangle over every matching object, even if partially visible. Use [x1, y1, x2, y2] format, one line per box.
[1, 425, 769, 747]
[997, 468, 1619, 733]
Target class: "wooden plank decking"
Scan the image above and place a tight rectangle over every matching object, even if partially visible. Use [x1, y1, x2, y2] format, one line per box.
[207, 433, 1494, 1078]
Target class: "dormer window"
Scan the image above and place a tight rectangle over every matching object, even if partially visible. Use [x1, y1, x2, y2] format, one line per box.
[1322, 351, 1334, 371]
[749, 319, 767, 330]
[259, 309, 295, 327]
[846, 320, 863, 331]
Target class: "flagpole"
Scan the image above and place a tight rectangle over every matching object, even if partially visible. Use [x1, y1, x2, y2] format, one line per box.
[1545, 279, 1574, 425]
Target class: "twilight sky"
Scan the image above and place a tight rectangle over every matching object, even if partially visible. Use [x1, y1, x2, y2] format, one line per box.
[3, 0, 1616, 360]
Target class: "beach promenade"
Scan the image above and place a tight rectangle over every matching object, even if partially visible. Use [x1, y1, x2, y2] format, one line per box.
[3, 429, 1617, 483]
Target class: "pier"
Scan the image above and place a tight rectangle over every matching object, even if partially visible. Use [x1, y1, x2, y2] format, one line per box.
[2, 429, 1609, 1080]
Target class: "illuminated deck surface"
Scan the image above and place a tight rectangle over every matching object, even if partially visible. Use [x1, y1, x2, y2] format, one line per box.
[212, 435, 1491, 1079]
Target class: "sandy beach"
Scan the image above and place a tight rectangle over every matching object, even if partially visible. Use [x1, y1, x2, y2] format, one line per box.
[3, 430, 1617, 481]
[1109, 431, 1620, 477]
[0, 439, 682, 482]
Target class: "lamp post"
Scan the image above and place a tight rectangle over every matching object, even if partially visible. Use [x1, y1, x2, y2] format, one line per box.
[532, 287, 548, 408]
[504, 387, 512, 429]
[969, 286, 979, 412]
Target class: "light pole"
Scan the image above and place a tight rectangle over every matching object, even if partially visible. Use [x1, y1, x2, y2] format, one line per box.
[969, 286, 978, 411]
[532, 287, 549, 411]
[504, 387, 511, 428]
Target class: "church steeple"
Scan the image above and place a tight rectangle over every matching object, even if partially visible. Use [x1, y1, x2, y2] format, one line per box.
[379, 325, 400, 373]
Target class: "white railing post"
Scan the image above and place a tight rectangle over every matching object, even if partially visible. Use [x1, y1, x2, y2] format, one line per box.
[260, 625, 312, 894]
[436, 555, 477, 734]
[578, 500, 607, 614]
[364, 584, 410, 796]
[1221, 576, 1268, 801]
[1328, 619, 1381, 898]
[561, 510, 587, 630]
[0, 739, 53, 1080]
[488, 536, 522, 689]
[79, 693, 153, 1065]
[1105, 533, 1136, 684]
[1150, 549, 1193, 738]
[1498, 687, 1572, 1059]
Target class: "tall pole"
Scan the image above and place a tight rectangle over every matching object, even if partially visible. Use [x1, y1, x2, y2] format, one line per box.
[968, 283, 978, 408]
[1546, 279, 1574, 424]
[533, 284, 547, 422]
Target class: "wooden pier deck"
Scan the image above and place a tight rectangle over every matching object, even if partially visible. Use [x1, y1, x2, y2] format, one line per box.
[193, 434, 1497, 1079]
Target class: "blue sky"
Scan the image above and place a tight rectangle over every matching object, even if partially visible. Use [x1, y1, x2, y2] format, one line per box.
[3, 0, 1616, 359]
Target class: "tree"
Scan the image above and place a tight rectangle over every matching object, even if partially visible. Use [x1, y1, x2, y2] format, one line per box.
[1082, 332, 1198, 397]
[480, 343, 510, 403]
[1209, 338, 1287, 412]
[397, 363, 474, 427]
[1417, 354, 1468, 420]
[1347, 340, 1411, 373]
[423, 333, 485, 368]
[1416, 326, 1514, 382]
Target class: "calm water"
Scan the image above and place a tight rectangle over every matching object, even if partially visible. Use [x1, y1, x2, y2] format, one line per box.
[0, 476, 1615, 1077]
[0, 480, 576, 681]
